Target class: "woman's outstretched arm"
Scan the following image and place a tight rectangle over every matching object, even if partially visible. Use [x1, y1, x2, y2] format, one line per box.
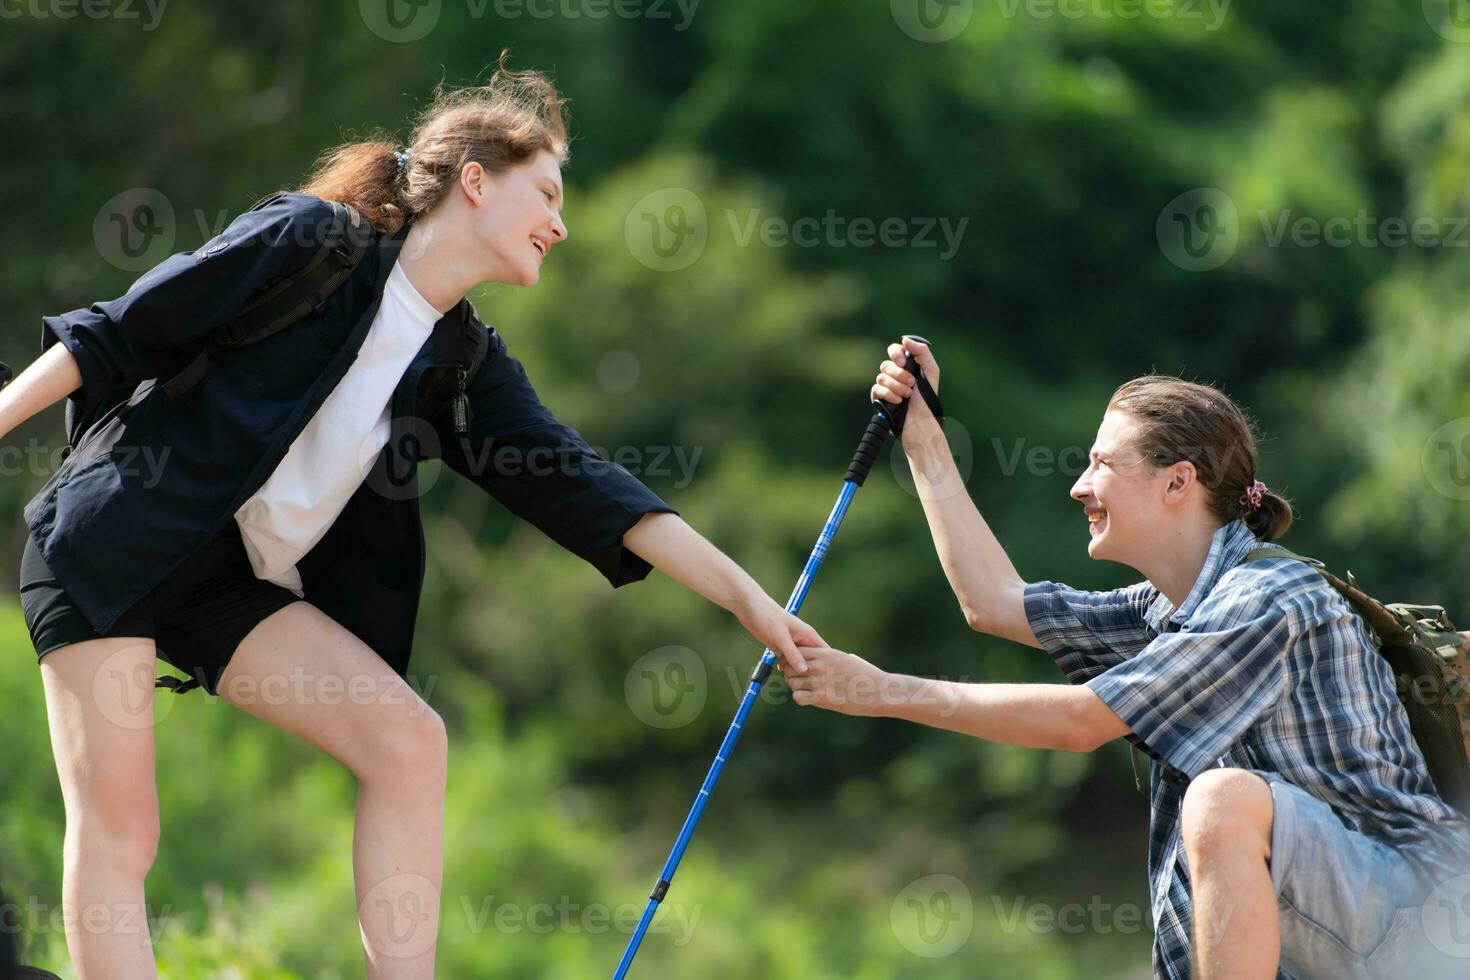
[874, 338, 1040, 648]
[0, 344, 82, 440]
[624, 511, 825, 672]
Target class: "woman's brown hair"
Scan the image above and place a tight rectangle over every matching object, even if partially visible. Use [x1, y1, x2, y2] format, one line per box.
[1106, 374, 1293, 541]
[287, 51, 569, 235]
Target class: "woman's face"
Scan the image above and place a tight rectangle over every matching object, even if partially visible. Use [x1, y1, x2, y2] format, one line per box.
[470, 148, 568, 286]
[1069, 410, 1182, 565]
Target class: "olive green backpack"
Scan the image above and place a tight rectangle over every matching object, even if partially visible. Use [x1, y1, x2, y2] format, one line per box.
[1238, 546, 1470, 817]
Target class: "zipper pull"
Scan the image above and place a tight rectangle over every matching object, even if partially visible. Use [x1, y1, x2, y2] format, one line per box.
[452, 368, 470, 434]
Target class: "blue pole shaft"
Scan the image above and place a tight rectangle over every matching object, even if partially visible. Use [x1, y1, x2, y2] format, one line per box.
[612, 479, 861, 979]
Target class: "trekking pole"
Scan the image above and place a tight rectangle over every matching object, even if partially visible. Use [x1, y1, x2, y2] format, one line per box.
[612, 336, 942, 978]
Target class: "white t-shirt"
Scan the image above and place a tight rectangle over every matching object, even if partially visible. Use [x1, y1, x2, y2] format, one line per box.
[234, 260, 442, 595]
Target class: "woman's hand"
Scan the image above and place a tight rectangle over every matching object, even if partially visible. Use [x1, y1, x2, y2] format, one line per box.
[783, 645, 891, 717]
[871, 336, 941, 428]
[735, 598, 827, 673]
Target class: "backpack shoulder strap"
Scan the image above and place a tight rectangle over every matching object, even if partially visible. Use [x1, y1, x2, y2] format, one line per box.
[161, 199, 372, 400]
[1237, 546, 1412, 646]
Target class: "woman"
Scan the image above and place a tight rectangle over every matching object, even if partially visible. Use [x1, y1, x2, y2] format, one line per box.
[6, 59, 821, 979]
[788, 338, 1470, 979]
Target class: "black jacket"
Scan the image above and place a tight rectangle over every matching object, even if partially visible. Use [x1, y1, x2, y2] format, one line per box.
[23, 192, 676, 678]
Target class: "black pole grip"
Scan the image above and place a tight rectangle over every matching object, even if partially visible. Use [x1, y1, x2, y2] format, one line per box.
[846, 336, 936, 486]
[0, 361, 11, 390]
[844, 415, 890, 487]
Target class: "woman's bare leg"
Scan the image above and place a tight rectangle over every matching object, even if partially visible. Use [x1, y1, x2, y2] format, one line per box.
[218, 601, 446, 980]
[40, 636, 161, 980]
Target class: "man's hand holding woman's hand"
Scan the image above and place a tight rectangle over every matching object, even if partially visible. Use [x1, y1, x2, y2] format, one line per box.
[736, 597, 827, 674]
[780, 645, 894, 717]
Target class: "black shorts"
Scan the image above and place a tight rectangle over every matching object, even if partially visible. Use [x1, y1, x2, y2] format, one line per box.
[20, 520, 303, 696]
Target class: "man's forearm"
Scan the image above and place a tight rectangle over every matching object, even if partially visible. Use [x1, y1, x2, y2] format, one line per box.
[623, 511, 763, 615]
[876, 673, 1121, 753]
[0, 344, 82, 440]
[900, 420, 1028, 630]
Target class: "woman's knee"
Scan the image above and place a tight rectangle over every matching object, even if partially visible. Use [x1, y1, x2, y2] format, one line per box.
[1181, 767, 1273, 860]
[354, 698, 448, 785]
[41, 637, 161, 876]
[64, 788, 161, 878]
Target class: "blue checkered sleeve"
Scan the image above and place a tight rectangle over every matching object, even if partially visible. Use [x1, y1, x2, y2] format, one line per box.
[1084, 585, 1293, 779]
[1022, 579, 1158, 682]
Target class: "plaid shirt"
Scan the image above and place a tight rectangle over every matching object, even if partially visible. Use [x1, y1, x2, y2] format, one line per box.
[1023, 518, 1470, 979]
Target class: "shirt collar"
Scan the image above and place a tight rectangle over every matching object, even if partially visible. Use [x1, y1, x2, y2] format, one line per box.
[1142, 519, 1266, 632]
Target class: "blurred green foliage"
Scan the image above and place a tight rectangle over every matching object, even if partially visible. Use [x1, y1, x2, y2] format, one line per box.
[2, 1, 1468, 976]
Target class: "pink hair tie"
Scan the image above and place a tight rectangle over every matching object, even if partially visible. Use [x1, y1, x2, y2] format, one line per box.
[1240, 479, 1267, 511]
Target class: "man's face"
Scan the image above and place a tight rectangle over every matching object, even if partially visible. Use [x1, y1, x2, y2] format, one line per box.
[1070, 410, 1178, 565]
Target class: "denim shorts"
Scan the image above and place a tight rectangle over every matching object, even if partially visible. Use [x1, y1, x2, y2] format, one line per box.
[1263, 772, 1470, 978]
[20, 520, 303, 696]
